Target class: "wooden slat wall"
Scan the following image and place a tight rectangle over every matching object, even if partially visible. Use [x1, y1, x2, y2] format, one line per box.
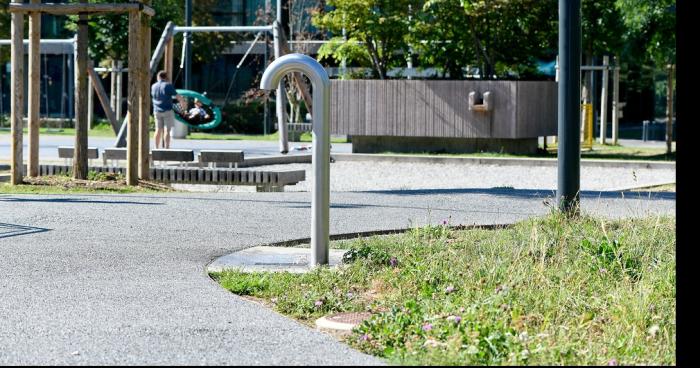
[515, 81, 558, 137]
[330, 80, 556, 139]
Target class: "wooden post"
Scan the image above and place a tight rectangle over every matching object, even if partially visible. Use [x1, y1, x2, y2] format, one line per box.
[612, 57, 620, 145]
[164, 33, 174, 81]
[88, 61, 120, 133]
[599, 56, 609, 145]
[10, 0, 24, 185]
[666, 64, 675, 155]
[139, 0, 152, 180]
[127, 9, 140, 185]
[28, 0, 41, 177]
[73, 3, 89, 180]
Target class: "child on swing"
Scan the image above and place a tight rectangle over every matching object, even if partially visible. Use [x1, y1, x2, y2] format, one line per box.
[187, 98, 210, 124]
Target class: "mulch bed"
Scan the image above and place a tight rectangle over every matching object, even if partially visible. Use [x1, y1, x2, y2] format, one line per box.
[22, 175, 174, 192]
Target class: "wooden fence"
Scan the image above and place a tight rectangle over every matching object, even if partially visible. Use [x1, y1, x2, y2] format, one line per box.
[330, 80, 557, 139]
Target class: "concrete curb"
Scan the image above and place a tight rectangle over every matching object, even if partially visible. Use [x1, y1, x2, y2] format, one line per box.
[205, 223, 511, 274]
[331, 153, 676, 170]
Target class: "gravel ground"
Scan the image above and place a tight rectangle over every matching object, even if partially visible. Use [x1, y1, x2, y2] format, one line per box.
[173, 161, 676, 193]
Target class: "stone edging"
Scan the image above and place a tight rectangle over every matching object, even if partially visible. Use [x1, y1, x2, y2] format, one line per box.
[204, 223, 511, 274]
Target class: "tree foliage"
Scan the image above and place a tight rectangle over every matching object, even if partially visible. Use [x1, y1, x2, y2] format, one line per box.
[413, 0, 557, 79]
[62, 0, 239, 69]
[615, 0, 675, 68]
[313, 0, 420, 79]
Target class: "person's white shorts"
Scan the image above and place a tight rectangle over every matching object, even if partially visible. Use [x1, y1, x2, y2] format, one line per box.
[155, 110, 175, 130]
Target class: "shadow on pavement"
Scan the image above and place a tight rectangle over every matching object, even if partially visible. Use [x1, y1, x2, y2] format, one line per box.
[0, 223, 52, 239]
[0, 196, 163, 205]
[356, 187, 676, 201]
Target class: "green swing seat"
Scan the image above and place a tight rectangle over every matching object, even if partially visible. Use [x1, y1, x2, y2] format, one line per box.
[173, 89, 223, 130]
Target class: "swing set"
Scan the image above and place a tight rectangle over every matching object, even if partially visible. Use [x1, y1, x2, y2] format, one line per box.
[169, 31, 264, 130]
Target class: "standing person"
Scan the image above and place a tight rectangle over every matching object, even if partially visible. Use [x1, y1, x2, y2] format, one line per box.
[151, 71, 179, 149]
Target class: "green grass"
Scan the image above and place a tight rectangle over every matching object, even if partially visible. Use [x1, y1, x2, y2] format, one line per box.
[0, 122, 117, 137]
[381, 143, 675, 161]
[187, 131, 282, 141]
[211, 214, 676, 365]
[630, 183, 676, 192]
[188, 130, 349, 144]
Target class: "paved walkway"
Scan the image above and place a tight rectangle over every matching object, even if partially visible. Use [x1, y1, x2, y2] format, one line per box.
[0, 189, 674, 365]
[0, 135, 352, 161]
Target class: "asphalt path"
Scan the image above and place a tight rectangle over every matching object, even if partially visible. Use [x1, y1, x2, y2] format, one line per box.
[1, 189, 675, 365]
[0, 135, 352, 161]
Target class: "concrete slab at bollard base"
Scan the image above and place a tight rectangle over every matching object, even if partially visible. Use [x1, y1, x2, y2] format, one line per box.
[207, 246, 346, 274]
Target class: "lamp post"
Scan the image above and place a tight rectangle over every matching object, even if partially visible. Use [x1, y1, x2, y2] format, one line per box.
[557, 0, 581, 214]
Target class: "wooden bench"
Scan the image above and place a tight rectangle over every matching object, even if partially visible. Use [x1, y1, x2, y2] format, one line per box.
[102, 148, 127, 167]
[151, 149, 195, 167]
[57, 146, 99, 166]
[198, 150, 244, 169]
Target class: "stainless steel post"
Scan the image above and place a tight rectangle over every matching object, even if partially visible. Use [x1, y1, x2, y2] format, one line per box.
[273, 20, 289, 154]
[599, 55, 609, 144]
[612, 59, 620, 145]
[261, 54, 331, 266]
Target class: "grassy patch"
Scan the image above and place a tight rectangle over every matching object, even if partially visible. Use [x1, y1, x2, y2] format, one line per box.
[0, 172, 174, 194]
[0, 122, 117, 137]
[187, 131, 348, 143]
[211, 214, 676, 365]
[381, 144, 675, 161]
[187, 131, 282, 141]
[630, 183, 676, 192]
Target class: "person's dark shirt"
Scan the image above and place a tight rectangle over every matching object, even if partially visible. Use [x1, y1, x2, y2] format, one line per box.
[151, 80, 177, 113]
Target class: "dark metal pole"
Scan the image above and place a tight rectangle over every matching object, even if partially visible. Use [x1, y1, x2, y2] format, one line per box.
[185, 0, 192, 90]
[557, 0, 581, 214]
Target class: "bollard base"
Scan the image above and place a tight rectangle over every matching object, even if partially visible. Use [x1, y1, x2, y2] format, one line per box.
[207, 246, 345, 274]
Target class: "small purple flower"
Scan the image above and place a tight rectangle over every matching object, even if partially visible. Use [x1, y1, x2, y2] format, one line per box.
[360, 334, 369, 341]
[346, 292, 354, 299]
[447, 315, 461, 324]
[442, 220, 448, 225]
[445, 285, 455, 294]
[422, 323, 433, 332]
[314, 300, 323, 307]
[607, 359, 618, 366]
[389, 257, 398, 267]
[599, 268, 608, 274]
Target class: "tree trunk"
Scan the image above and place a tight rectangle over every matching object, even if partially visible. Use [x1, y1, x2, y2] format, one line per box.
[73, 3, 89, 180]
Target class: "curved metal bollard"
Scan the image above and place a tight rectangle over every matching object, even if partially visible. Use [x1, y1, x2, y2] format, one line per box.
[260, 54, 331, 266]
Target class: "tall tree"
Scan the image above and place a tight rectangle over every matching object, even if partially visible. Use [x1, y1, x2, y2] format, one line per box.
[412, 0, 557, 79]
[312, 0, 420, 79]
[616, 0, 675, 153]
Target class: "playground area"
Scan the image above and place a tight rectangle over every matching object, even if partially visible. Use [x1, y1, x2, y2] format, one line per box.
[0, 0, 678, 366]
